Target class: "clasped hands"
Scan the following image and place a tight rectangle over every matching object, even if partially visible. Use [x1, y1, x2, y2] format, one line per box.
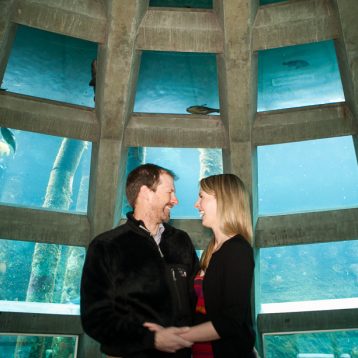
[144, 322, 192, 353]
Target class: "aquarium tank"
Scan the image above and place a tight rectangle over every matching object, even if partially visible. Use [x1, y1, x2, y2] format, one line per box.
[0, 5, 357, 357]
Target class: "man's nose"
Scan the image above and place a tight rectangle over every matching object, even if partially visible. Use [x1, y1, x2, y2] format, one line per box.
[171, 193, 179, 205]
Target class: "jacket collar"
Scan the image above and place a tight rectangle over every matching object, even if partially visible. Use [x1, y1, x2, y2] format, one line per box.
[126, 212, 173, 238]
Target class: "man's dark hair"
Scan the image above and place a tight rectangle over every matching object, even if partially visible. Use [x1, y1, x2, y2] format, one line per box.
[126, 163, 177, 208]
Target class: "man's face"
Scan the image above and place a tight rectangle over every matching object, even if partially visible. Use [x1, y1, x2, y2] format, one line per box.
[149, 173, 178, 223]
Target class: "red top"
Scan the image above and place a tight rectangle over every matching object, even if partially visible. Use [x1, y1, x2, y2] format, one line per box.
[192, 272, 214, 358]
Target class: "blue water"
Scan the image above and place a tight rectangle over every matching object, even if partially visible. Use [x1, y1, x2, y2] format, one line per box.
[264, 330, 358, 358]
[258, 40, 344, 111]
[258, 136, 358, 216]
[2, 26, 97, 107]
[260, 240, 358, 303]
[0, 130, 91, 213]
[149, 0, 212, 8]
[134, 51, 219, 114]
[260, 0, 287, 5]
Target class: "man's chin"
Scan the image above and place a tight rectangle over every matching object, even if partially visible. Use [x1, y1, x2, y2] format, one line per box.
[162, 210, 171, 223]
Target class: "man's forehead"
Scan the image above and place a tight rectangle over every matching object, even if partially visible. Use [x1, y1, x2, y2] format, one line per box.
[159, 173, 175, 186]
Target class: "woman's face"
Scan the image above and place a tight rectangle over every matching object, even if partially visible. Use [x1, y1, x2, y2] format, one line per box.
[194, 189, 218, 229]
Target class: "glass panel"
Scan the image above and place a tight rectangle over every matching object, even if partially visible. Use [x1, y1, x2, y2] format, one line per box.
[264, 330, 358, 358]
[260, 240, 358, 310]
[134, 51, 219, 115]
[0, 128, 91, 213]
[0, 334, 78, 358]
[149, 0, 212, 8]
[122, 147, 223, 218]
[257, 136, 358, 216]
[2, 25, 97, 107]
[0, 239, 84, 314]
[258, 40, 344, 111]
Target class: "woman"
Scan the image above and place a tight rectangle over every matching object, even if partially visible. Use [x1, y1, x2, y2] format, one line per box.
[146, 174, 256, 357]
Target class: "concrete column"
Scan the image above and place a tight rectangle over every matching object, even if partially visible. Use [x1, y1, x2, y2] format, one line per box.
[333, 0, 358, 192]
[87, 0, 148, 238]
[213, 0, 259, 194]
[0, 0, 16, 84]
[333, 0, 358, 124]
[213, 1, 261, 354]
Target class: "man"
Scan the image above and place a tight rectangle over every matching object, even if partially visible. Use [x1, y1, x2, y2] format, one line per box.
[80, 163, 199, 358]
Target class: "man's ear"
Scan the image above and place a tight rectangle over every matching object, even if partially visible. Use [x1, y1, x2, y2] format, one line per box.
[138, 185, 151, 200]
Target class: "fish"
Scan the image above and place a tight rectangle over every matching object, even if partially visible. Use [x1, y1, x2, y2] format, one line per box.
[89, 59, 97, 101]
[0, 127, 16, 153]
[282, 60, 309, 69]
[186, 105, 220, 115]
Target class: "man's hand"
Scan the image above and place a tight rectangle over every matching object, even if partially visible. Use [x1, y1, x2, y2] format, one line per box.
[143, 322, 192, 353]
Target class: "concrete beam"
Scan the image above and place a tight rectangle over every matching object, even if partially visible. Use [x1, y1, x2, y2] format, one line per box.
[95, 1, 146, 139]
[87, 1, 148, 237]
[0, 312, 82, 334]
[11, 0, 106, 43]
[255, 208, 358, 248]
[125, 113, 226, 148]
[170, 219, 212, 250]
[136, 8, 223, 53]
[0, 91, 99, 141]
[258, 308, 358, 333]
[0, 205, 90, 246]
[253, 103, 357, 146]
[253, 0, 339, 51]
[214, 0, 258, 197]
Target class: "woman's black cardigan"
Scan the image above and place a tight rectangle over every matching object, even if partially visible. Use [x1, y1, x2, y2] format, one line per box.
[201, 235, 256, 358]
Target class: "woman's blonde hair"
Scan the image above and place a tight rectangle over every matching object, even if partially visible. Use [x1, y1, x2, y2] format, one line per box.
[199, 174, 253, 271]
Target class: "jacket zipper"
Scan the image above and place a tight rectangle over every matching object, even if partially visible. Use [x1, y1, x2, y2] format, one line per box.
[171, 268, 182, 311]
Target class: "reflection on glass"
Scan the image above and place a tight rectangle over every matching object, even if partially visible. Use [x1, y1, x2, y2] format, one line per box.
[0, 128, 91, 213]
[264, 330, 358, 358]
[122, 147, 223, 218]
[0, 239, 84, 312]
[258, 136, 358, 216]
[134, 51, 219, 115]
[260, 240, 358, 307]
[0, 334, 78, 358]
[2, 25, 97, 107]
[149, 0, 212, 8]
[258, 40, 344, 111]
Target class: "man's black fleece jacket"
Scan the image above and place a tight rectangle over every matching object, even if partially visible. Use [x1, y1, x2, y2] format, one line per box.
[80, 214, 199, 358]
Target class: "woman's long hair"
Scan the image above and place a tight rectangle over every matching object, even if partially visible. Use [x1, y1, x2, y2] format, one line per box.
[199, 174, 253, 271]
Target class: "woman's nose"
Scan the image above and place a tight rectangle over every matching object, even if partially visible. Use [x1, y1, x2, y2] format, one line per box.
[194, 198, 200, 208]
